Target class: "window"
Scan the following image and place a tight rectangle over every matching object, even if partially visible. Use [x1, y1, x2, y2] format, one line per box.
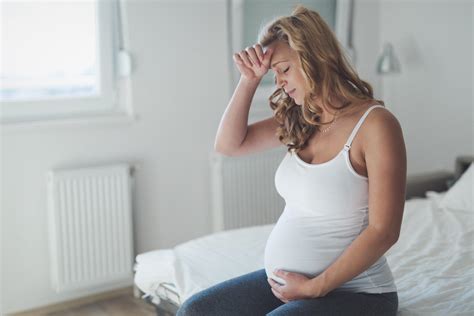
[0, 0, 131, 124]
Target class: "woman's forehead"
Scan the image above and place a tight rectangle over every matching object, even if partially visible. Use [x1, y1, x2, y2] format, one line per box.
[269, 41, 290, 55]
[270, 52, 292, 68]
[269, 43, 293, 68]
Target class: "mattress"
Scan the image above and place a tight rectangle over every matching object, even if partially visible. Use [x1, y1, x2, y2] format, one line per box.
[133, 225, 274, 307]
[134, 191, 474, 315]
[386, 191, 473, 315]
[133, 249, 180, 306]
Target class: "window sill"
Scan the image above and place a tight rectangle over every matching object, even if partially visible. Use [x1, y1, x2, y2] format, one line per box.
[0, 111, 139, 133]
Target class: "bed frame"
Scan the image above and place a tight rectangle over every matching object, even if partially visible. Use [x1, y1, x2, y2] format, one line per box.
[405, 155, 473, 199]
[143, 291, 179, 316]
[137, 155, 473, 316]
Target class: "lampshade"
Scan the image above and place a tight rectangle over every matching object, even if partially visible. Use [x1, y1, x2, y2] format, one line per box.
[377, 43, 401, 74]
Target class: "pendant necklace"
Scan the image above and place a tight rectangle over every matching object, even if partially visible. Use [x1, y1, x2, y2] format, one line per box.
[319, 109, 340, 133]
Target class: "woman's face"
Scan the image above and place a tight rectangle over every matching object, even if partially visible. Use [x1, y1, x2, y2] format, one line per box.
[268, 41, 310, 105]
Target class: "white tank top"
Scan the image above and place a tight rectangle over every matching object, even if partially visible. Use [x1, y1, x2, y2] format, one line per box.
[264, 104, 397, 294]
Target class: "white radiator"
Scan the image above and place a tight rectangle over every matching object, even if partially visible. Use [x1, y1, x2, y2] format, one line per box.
[210, 147, 286, 232]
[47, 163, 134, 292]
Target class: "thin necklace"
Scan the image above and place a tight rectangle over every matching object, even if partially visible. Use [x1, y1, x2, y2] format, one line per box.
[319, 109, 340, 133]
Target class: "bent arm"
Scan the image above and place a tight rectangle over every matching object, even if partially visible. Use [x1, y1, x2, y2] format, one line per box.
[308, 110, 407, 296]
[310, 225, 398, 297]
[214, 77, 261, 155]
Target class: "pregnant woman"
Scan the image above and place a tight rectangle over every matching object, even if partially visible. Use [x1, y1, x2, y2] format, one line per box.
[177, 4, 406, 316]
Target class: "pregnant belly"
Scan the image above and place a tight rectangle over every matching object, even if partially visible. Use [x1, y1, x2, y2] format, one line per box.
[264, 211, 362, 285]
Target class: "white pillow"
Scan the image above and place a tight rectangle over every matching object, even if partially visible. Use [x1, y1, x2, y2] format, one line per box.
[425, 190, 447, 208]
[439, 162, 473, 211]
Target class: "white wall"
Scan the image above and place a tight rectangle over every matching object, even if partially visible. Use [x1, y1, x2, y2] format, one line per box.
[1, 0, 230, 313]
[379, 0, 473, 173]
[1, 0, 472, 314]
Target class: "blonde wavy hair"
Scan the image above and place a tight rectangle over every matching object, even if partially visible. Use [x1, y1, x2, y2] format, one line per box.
[258, 5, 384, 154]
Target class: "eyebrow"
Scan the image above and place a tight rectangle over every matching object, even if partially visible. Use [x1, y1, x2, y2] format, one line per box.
[271, 60, 288, 68]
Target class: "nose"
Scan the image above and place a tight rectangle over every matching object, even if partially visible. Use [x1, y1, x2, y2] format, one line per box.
[275, 75, 286, 89]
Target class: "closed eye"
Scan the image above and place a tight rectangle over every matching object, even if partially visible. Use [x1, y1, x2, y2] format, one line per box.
[273, 67, 290, 84]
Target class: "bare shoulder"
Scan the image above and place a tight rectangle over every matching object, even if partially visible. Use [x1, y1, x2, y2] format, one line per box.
[361, 106, 405, 158]
[364, 106, 402, 136]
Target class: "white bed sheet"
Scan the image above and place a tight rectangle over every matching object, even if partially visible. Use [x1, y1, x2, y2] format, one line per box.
[385, 192, 473, 315]
[134, 192, 474, 315]
[133, 249, 179, 305]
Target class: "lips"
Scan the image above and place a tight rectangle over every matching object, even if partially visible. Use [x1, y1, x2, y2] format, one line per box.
[287, 89, 296, 96]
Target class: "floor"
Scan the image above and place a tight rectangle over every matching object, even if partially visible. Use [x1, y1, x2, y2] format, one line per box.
[45, 294, 156, 316]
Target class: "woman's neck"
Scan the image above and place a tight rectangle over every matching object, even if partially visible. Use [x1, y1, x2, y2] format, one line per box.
[318, 98, 367, 122]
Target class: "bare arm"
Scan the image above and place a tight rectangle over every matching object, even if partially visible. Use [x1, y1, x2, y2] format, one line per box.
[214, 76, 261, 155]
[308, 109, 406, 296]
[214, 44, 274, 155]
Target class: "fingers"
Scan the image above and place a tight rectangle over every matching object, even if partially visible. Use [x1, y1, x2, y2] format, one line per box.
[239, 49, 254, 69]
[233, 43, 272, 80]
[246, 46, 261, 67]
[233, 53, 243, 65]
[234, 44, 264, 69]
[267, 278, 282, 288]
[262, 47, 273, 65]
[232, 54, 253, 78]
[268, 278, 289, 303]
[271, 288, 289, 303]
[255, 44, 264, 64]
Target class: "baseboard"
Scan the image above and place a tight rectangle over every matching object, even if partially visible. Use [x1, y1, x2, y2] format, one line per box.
[10, 286, 133, 316]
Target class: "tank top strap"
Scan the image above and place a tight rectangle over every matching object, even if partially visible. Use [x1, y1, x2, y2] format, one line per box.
[344, 105, 385, 151]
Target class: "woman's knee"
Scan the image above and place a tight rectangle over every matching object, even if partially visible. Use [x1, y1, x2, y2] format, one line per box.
[176, 292, 212, 316]
[176, 269, 271, 316]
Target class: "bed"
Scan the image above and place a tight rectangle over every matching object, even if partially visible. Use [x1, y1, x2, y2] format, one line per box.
[133, 156, 473, 316]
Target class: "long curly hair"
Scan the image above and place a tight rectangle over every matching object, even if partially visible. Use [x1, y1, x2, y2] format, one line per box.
[258, 5, 384, 154]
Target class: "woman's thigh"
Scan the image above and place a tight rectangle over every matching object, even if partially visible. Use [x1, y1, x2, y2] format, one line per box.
[266, 291, 398, 316]
[176, 268, 284, 316]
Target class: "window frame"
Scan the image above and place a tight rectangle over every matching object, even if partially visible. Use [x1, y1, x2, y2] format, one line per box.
[0, 0, 131, 125]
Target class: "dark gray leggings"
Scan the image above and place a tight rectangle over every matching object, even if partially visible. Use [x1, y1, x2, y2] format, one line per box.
[176, 268, 398, 316]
